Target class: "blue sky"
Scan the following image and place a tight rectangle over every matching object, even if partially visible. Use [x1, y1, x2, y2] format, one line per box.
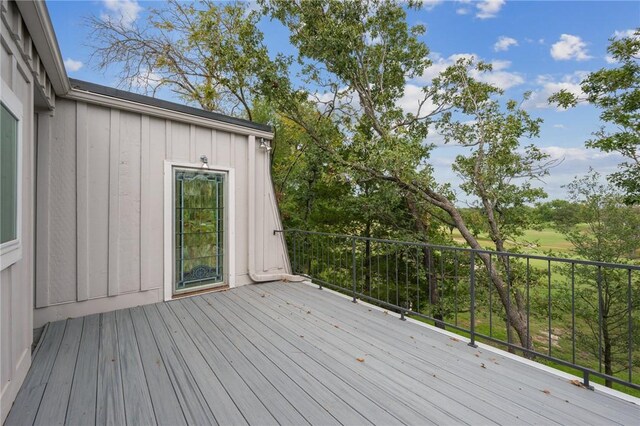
[46, 0, 640, 201]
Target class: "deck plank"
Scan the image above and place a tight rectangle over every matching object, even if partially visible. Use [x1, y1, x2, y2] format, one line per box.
[129, 306, 187, 426]
[216, 290, 449, 425]
[4, 320, 67, 426]
[115, 309, 156, 425]
[276, 282, 640, 424]
[141, 304, 219, 425]
[174, 297, 331, 425]
[236, 285, 506, 425]
[6, 281, 639, 425]
[190, 295, 370, 426]
[65, 314, 100, 426]
[33, 317, 83, 426]
[96, 312, 126, 426]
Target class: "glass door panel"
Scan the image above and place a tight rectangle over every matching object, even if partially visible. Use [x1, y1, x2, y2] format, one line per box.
[174, 169, 224, 293]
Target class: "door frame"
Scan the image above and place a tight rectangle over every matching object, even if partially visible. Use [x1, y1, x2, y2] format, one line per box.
[163, 160, 235, 301]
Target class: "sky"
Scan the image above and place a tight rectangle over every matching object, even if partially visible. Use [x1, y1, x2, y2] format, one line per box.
[46, 0, 640, 202]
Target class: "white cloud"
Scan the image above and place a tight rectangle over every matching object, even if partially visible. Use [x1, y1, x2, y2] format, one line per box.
[613, 29, 638, 39]
[550, 34, 592, 61]
[419, 53, 524, 91]
[130, 69, 162, 89]
[523, 72, 587, 110]
[456, 8, 470, 15]
[476, 0, 505, 19]
[101, 0, 142, 27]
[64, 58, 83, 72]
[423, 0, 443, 10]
[494, 36, 518, 52]
[605, 55, 617, 64]
[552, 124, 565, 129]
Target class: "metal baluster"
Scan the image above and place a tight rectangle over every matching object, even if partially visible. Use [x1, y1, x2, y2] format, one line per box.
[526, 257, 530, 350]
[598, 266, 603, 373]
[548, 260, 552, 357]
[352, 237, 357, 303]
[454, 251, 459, 327]
[628, 268, 633, 383]
[572, 262, 576, 365]
[469, 252, 477, 348]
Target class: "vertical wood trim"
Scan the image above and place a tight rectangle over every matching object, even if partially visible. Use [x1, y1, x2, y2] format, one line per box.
[189, 124, 196, 162]
[35, 114, 51, 308]
[76, 103, 89, 301]
[163, 161, 172, 301]
[140, 116, 151, 291]
[108, 110, 120, 296]
[165, 121, 172, 159]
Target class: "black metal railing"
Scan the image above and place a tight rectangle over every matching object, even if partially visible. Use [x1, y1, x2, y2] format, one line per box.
[275, 229, 640, 393]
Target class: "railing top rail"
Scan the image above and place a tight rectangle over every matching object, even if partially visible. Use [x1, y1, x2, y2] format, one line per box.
[275, 229, 640, 271]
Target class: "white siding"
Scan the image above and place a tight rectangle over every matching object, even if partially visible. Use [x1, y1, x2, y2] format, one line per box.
[34, 97, 289, 326]
[0, 0, 44, 420]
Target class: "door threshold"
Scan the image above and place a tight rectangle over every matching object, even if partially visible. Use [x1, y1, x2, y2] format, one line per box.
[172, 285, 230, 300]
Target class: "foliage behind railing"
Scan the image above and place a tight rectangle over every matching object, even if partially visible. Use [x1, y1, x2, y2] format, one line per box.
[276, 229, 640, 394]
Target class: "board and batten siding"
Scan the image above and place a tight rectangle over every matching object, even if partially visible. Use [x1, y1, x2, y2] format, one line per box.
[34, 97, 289, 326]
[1, 0, 54, 420]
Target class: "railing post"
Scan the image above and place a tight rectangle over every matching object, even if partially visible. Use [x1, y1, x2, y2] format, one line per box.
[583, 371, 594, 390]
[292, 233, 297, 274]
[468, 251, 478, 348]
[352, 237, 357, 303]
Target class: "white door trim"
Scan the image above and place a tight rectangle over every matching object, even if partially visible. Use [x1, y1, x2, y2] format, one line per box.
[163, 160, 236, 301]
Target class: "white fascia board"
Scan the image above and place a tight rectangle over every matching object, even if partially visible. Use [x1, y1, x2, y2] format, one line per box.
[15, 0, 70, 95]
[65, 88, 274, 139]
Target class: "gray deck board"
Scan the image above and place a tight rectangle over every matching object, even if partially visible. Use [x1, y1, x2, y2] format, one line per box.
[142, 304, 218, 425]
[33, 317, 83, 426]
[190, 295, 369, 426]
[182, 296, 342, 426]
[6, 281, 640, 425]
[265, 283, 606, 425]
[236, 285, 501, 425]
[5, 320, 66, 426]
[65, 314, 100, 426]
[115, 309, 156, 425]
[276, 282, 640, 424]
[168, 300, 311, 425]
[128, 306, 187, 426]
[96, 311, 126, 426]
[219, 290, 452, 425]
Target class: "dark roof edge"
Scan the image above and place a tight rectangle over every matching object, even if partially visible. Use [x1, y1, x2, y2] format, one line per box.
[68, 79, 272, 133]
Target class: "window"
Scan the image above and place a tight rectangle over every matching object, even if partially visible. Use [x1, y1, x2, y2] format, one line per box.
[1, 103, 18, 243]
[1, 81, 22, 270]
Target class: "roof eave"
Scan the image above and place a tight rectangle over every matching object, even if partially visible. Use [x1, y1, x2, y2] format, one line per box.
[15, 0, 70, 96]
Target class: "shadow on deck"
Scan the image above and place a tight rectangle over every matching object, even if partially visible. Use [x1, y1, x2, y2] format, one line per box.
[5, 281, 640, 425]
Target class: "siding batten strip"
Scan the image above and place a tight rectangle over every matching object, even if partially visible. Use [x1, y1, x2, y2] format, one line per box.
[35, 113, 51, 308]
[165, 120, 172, 159]
[140, 115, 151, 291]
[76, 102, 89, 301]
[108, 109, 120, 296]
[189, 124, 196, 162]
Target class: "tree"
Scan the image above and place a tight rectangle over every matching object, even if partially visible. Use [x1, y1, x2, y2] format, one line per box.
[560, 171, 640, 387]
[550, 29, 640, 204]
[263, 0, 557, 350]
[90, 0, 289, 120]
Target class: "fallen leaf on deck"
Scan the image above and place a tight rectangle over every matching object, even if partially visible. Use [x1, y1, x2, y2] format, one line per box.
[306, 310, 311, 314]
[356, 358, 365, 363]
[334, 325, 340, 328]
[474, 354, 480, 357]
[450, 337, 460, 342]
[480, 363, 486, 369]
[261, 294, 266, 298]
[570, 380, 585, 388]
[542, 389, 551, 395]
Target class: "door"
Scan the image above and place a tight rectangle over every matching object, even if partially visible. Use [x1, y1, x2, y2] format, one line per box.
[174, 168, 225, 294]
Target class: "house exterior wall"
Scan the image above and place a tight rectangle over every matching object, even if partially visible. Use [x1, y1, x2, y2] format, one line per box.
[33, 96, 290, 326]
[0, 0, 54, 420]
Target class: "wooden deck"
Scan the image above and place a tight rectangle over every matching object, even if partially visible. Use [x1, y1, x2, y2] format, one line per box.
[5, 281, 640, 425]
